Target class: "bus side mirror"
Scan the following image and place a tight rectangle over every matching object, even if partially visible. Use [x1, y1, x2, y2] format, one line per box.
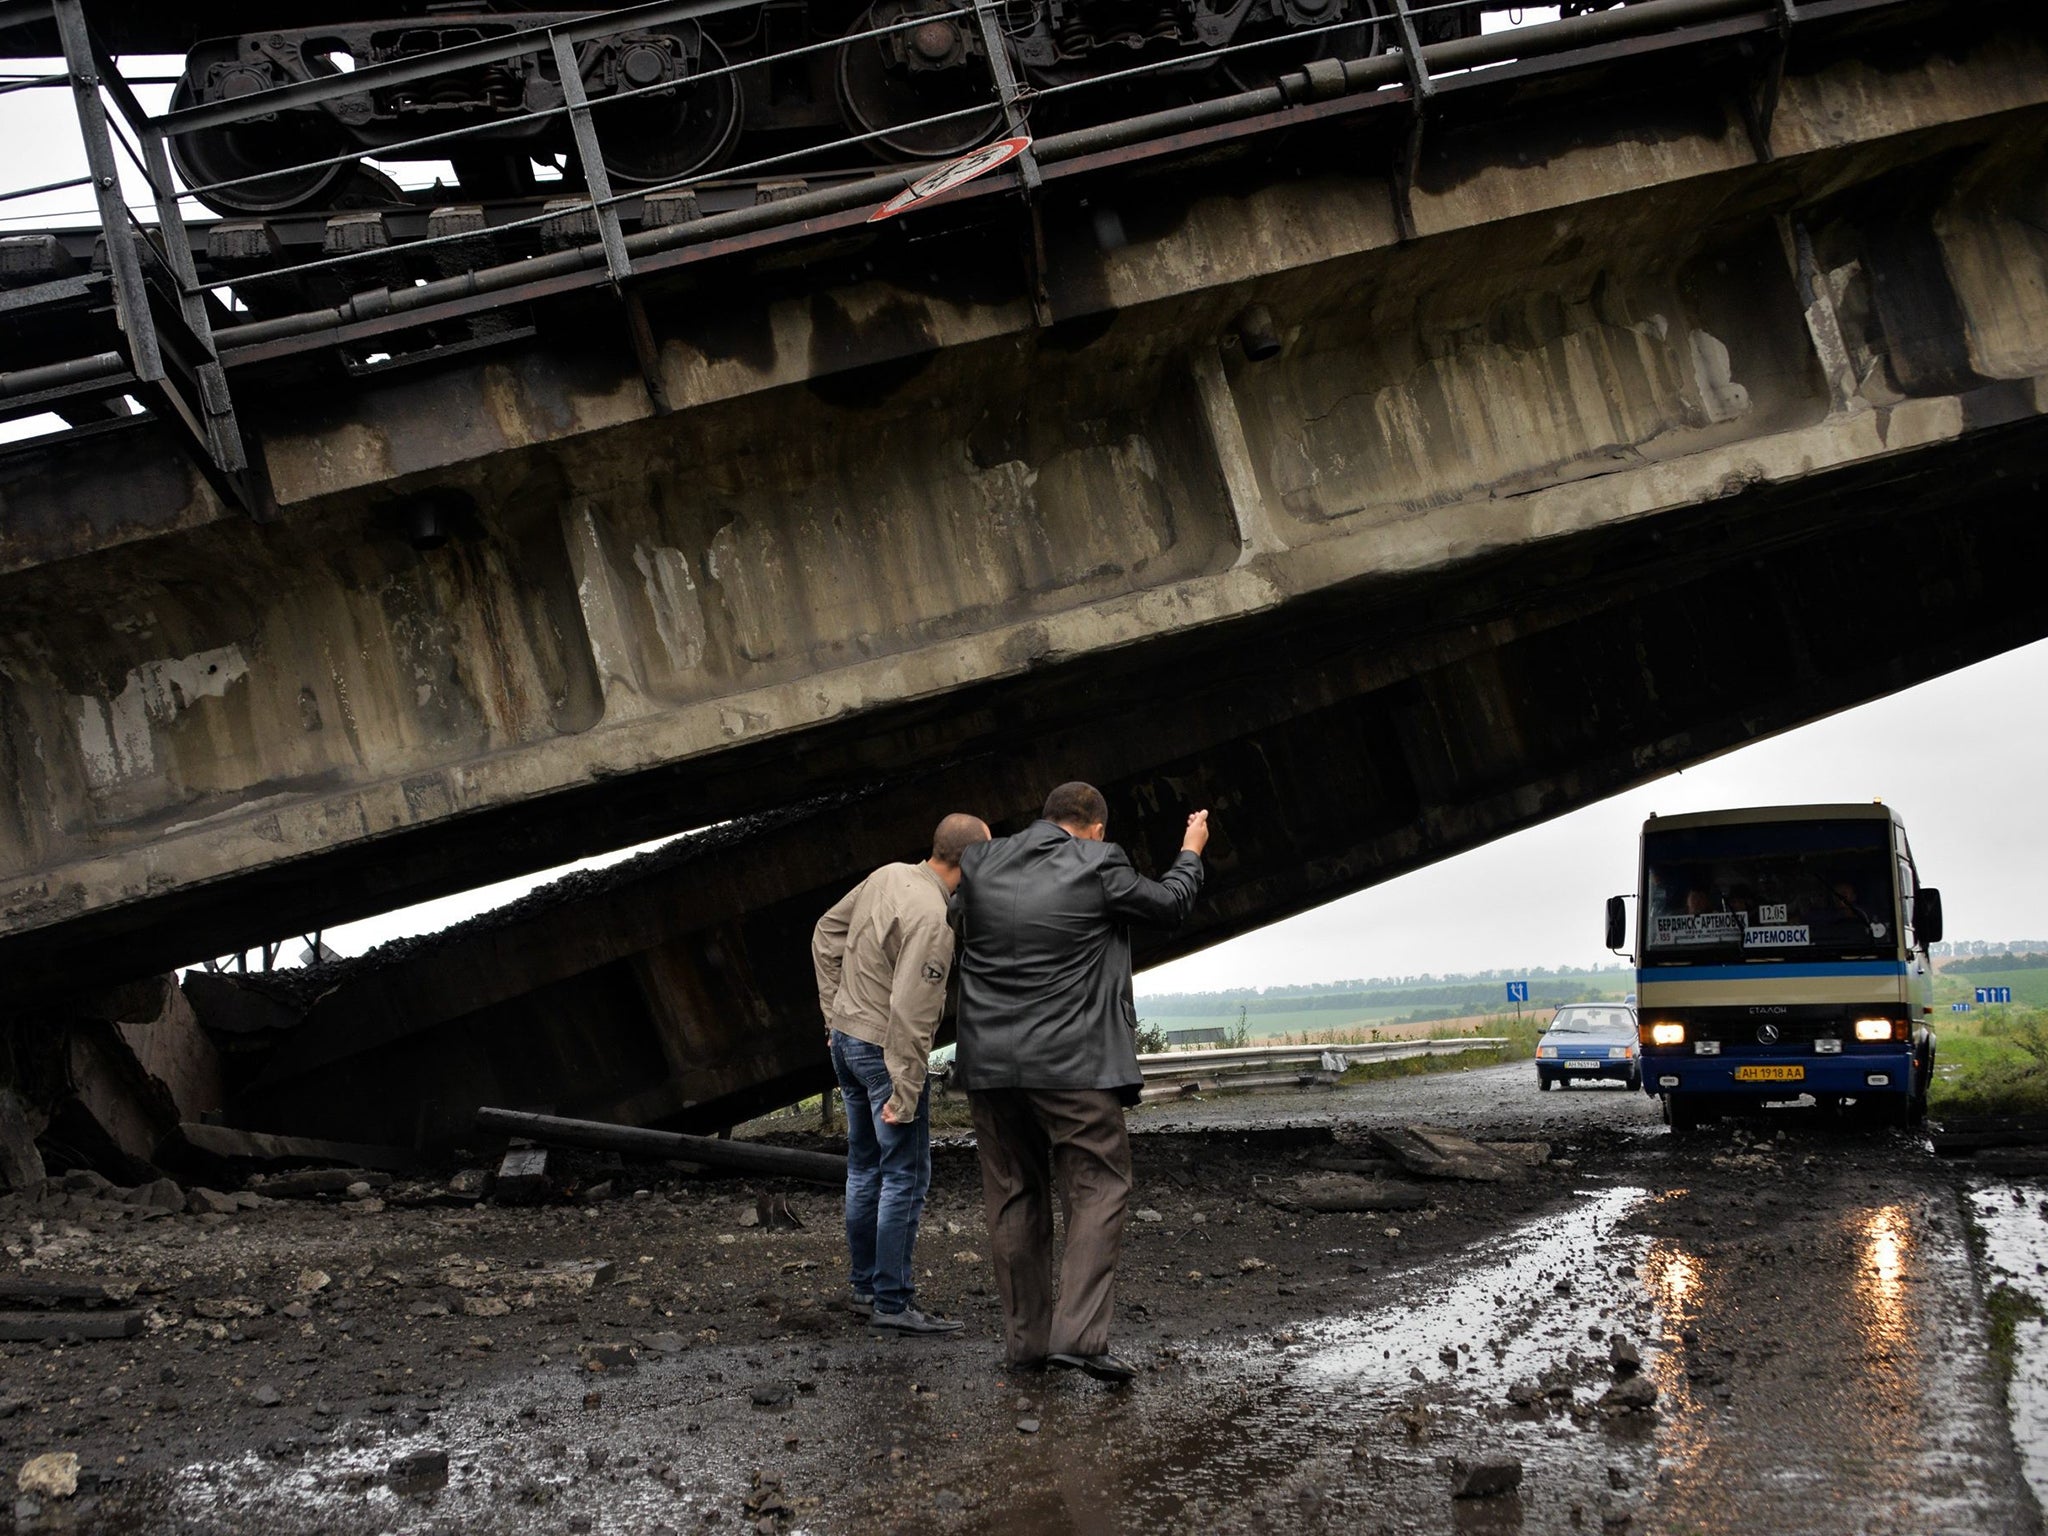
[1918, 887, 1943, 947]
[1605, 895, 1628, 952]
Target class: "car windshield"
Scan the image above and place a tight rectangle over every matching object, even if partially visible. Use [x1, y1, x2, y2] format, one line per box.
[1643, 818, 1895, 960]
[1547, 1007, 1634, 1035]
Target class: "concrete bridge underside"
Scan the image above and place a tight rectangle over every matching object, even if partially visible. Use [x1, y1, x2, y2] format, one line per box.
[5, 1, 2048, 1030]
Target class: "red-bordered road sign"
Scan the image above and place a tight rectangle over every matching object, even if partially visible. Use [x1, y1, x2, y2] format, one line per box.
[868, 136, 1033, 223]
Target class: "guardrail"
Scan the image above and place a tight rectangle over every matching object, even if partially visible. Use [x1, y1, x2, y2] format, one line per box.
[1133, 1036, 1508, 1099]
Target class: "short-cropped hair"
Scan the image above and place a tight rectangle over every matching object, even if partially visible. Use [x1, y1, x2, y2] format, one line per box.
[930, 813, 990, 865]
[1042, 781, 1108, 829]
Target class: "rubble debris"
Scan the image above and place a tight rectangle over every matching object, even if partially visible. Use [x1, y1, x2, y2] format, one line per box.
[1267, 1175, 1432, 1214]
[0, 1088, 46, 1192]
[744, 1468, 792, 1524]
[253, 1168, 391, 1200]
[173, 1122, 417, 1175]
[477, 1108, 848, 1186]
[16, 1453, 78, 1499]
[124, 1176, 186, 1213]
[1450, 1455, 1523, 1499]
[0, 1311, 144, 1342]
[446, 1168, 491, 1200]
[494, 1148, 551, 1204]
[755, 1192, 804, 1231]
[1369, 1126, 1527, 1183]
[186, 1187, 239, 1216]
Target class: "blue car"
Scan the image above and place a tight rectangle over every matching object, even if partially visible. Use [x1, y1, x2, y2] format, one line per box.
[1535, 1004, 1641, 1091]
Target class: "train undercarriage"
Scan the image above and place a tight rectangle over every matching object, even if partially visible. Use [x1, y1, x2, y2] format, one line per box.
[153, 0, 1564, 215]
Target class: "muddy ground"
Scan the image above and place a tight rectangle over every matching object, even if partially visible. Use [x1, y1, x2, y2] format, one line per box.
[2, 1063, 2042, 1534]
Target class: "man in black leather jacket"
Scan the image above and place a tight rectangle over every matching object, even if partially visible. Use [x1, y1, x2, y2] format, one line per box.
[953, 781, 1209, 1383]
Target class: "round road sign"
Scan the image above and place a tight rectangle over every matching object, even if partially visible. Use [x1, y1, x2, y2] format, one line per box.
[868, 135, 1032, 223]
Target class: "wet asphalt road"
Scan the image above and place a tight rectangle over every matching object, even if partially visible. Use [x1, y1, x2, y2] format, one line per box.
[4, 1062, 2042, 1535]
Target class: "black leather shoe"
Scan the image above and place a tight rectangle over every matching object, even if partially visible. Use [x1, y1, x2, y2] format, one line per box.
[1001, 1356, 1048, 1375]
[1048, 1351, 1137, 1384]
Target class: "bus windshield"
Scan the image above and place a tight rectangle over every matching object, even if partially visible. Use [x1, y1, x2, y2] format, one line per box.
[1643, 819, 1896, 960]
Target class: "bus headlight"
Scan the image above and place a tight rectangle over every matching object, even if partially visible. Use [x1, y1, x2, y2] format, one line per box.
[1854, 1018, 1897, 1042]
[1651, 1022, 1686, 1046]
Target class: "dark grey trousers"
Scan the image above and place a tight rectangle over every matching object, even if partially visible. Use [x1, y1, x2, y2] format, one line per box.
[967, 1087, 1132, 1364]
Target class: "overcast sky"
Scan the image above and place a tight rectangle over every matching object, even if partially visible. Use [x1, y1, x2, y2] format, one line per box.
[7, 17, 2046, 989]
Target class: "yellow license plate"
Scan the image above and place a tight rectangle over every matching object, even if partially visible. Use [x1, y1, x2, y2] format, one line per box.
[1734, 1065, 1805, 1083]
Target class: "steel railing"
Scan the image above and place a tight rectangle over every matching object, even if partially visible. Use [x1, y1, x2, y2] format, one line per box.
[1133, 1036, 1509, 1097]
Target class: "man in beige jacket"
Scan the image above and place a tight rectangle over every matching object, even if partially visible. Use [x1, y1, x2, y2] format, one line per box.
[813, 812, 990, 1335]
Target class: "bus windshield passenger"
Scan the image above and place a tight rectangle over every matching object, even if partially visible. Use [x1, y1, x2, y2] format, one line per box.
[1643, 818, 1894, 959]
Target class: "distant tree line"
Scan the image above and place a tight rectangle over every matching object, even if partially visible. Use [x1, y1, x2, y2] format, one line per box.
[1139, 964, 1625, 1013]
[1950, 951, 2048, 974]
[1140, 983, 1611, 1018]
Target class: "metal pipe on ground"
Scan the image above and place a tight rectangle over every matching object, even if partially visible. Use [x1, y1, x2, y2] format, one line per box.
[474, 1106, 846, 1186]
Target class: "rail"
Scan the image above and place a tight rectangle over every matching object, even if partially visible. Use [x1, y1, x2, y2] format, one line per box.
[1132, 1035, 1508, 1097]
[0, 0, 1950, 512]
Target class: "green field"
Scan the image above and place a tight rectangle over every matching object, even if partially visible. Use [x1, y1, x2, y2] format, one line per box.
[1936, 968, 2048, 1010]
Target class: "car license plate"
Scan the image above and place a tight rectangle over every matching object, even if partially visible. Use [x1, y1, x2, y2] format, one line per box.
[1734, 1065, 1805, 1082]
[1564, 1062, 1599, 1070]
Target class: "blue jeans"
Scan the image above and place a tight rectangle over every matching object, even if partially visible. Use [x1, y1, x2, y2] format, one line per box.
[830, 1030, 931, 1313]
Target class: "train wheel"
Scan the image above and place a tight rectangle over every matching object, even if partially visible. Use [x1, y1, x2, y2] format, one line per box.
[167, 75, 352, 216]
[595, 33, 744, 187]
[837, 0, 1006, 161]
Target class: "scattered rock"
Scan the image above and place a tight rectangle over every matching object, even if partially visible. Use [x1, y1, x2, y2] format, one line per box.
[1450, 1455, 1523, 1499]
[1135, 1208, 1163, 1223]
[585, 1181, 614, 1202]
[344, 1181, 376, 1200]
[749, 1384, 793, 1409]
[1507, 1380, 1542, 1407]
[1609, 1335, 1642, 1375]
[186, 1187, 239, 1216]
[251, 1383, 283, 1407]
[16, 1454, 78, 1499]
[1600, 1375, 1659, 1412]
[1016, 1418, 1039, 1434]
[296, 1269, 331, 1294]
[737, 1206, 760, 1229]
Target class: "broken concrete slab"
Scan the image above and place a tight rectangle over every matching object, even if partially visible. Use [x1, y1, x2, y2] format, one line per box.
[122, 1177, 185, 1213]
[493, 1148, 549, 1203]
[1369, 1126, 1526, 1183]
[0, 1088, 46, 1193]
[173, 1122, 417, 1175]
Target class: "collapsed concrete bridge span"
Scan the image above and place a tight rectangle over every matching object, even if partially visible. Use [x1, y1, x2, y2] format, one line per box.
[3, 0, 2047, 1125]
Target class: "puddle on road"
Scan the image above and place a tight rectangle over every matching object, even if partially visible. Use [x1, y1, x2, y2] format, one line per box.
[1966, 1177, 2048, 1510]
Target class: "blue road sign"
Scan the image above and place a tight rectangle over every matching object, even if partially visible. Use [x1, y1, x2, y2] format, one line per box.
[1952, 1003, 1974, 1013]
[1977, 987, 2014, 1005]
[1506, 981, 1529, 1004]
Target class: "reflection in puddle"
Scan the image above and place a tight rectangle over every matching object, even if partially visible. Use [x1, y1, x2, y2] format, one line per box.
[1857, 1204, 1910, 1355]
[1966, 1179, 2048, 1510]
